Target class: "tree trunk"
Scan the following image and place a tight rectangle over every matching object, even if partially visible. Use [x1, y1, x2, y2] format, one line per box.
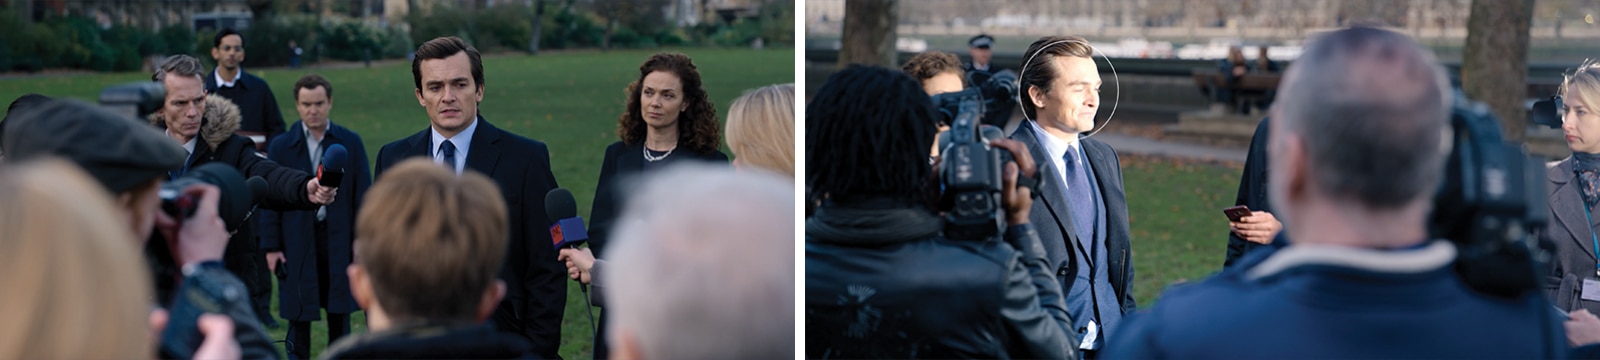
[529, 0, 543, 54]
[839, 0, 896, 68]
[1461, 0, 1533, 141]
[604, 18, 615, 50]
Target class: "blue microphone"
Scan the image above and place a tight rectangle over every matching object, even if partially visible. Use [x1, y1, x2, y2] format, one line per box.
[318, 143, 348, 187]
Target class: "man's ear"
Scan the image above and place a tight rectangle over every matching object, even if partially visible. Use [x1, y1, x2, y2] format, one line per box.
[1027, 85, 1046, 109]
[415, 89, 426, 107]
[476, 280, 506, 322]
[348, 264, 372, 310]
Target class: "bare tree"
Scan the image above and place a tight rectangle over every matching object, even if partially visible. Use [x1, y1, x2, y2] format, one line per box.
[529, 0, 545, 54]
[1462, 0, 1534, 141]
[840, 0, 897, 68]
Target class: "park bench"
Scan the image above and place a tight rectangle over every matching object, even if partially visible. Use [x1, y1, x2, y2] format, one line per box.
[1192, 69, 1281, 114]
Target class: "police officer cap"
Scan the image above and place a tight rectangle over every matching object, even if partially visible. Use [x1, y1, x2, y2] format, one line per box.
[1, 98, 186, 193]
[969, 34, 994, 49]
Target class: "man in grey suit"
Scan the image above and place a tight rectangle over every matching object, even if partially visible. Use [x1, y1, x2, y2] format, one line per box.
[1008, 35, 1134, 358]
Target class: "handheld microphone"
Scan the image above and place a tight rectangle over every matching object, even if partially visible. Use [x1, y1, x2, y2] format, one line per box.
[318, 144, 348, 188]
[545, 188, 589, 250]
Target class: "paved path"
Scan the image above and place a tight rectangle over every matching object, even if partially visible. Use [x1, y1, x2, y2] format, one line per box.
[1090, 132, 1248, 163]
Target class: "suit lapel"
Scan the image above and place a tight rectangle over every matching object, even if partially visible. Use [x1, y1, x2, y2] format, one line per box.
[1011, 123, 1083, 244]
[1552, 161, 1599, 261]
[466, 117, 503, 176]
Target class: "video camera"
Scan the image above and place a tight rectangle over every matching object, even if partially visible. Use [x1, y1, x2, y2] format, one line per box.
[1431, 90, 1551, 299]
[99, 81, 167, 121]
[936, 91, 1035, 241]
[932, 69, 1019, 129]
[159, 162, 267, 231]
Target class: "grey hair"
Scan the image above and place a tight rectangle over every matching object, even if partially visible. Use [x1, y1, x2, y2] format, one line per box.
[602, 163, 794, 359]
[153, 55, 206, 84]
[1272, 26, 1451, 209]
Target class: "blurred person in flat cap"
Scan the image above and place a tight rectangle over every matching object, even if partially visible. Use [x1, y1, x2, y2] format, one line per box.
[0, 97, 280, 359]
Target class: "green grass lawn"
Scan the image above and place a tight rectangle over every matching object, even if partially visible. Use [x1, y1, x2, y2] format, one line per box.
[1118, 155, 1243, 305]
[0, 47, 794, 359]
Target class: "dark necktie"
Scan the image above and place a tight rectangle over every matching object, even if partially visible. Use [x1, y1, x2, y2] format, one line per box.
[1063, 146, 1095, 240]
[441, 140, 458, 173]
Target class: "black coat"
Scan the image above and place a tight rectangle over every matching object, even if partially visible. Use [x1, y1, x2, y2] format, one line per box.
[1224, 117, 1285, 267]
[1010, 123, 1137, 315]
[373, 117, 564, 359]
[205, 69, 286, 145]
[145, 94, 319, 305]
[260, 121, 370, 320]
[805, 198, 1078, 359]
[586, 141, 728, 257]
[320, 322, 533, 359]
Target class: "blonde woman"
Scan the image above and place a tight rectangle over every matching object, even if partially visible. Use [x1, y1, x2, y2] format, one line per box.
[1548, 61, 1600, 346]
[0, 159, 153, 359]
[725, 83, 796, 177]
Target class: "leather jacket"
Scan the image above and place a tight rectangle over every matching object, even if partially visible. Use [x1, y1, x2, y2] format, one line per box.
[804, 198, 1078, 359]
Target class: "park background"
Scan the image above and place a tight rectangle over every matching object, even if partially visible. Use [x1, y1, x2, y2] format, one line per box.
[805, 0, 1600, 326]
[0, 0, 795, 359]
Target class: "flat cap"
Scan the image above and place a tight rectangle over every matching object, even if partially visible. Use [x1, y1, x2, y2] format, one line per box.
[1, 98, 186, 193]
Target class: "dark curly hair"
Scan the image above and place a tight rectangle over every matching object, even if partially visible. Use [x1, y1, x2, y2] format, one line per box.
[806, 65, 939, 206]
[901, 51, 964, 84]
[618, 53, 719, 154]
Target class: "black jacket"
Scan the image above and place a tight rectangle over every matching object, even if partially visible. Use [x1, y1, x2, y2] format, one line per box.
[319, 322, 533, 359]
[1225, 117, 1285, 267]
[374, 117, 564, 359]
[805, 198, 1078, 359]
[260, 121, 371, 320]
[587, 141, 728, 257]
[205, 69, 286, 145]
[145, 94, 319, 305]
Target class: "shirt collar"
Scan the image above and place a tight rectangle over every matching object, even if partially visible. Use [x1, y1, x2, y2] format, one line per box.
[1028, 120, 1081, 162]
[214, 69, 243, 88]
[431, 116, 480, 155]
[305, 121, 331, 142]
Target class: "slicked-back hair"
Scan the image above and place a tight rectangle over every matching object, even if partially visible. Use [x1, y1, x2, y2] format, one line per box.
[901, 51, 964, 84]
[806, 65, 938, 206]
[1272, 26, 1450, 209]
[293, 74, 333, 101]
[1019, 36, 1095, 121]
[411, 37, 484, 91]
[153, 54, 206, 83]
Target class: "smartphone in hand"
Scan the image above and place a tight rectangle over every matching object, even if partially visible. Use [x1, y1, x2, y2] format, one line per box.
[1224, 205, 1252, 222]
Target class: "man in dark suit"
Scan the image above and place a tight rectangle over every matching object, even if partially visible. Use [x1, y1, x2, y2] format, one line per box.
[373, 36, 565, 359]
[206, 28, 287, 149]
[1008, 35, 1133, 357]
[261, 74, 371, 360]
[206, 28, 289, 327]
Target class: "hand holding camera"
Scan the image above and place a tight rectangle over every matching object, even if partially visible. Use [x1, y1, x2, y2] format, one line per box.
[155, 183, 229, 268]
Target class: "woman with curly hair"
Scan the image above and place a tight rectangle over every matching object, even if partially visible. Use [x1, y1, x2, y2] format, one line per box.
[578, 52, 728, 359]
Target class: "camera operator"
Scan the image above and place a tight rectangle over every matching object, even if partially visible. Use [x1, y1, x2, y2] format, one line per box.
[0, 98, 275, 359]
[804, 65, 1077, 359]
[904, 51, 967, 96]
[1104, 26, 1565, 358]
[148, 54, 336, 321]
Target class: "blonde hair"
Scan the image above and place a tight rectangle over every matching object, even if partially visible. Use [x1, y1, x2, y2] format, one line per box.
[356, 159, 507, 322]
[0, 158, 151, 359]
[1563, 59, 1600, 117]
[725, 83, 796, 177]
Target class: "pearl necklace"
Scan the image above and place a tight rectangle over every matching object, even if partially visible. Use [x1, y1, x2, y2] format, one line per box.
[643, 145, 676, 162]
